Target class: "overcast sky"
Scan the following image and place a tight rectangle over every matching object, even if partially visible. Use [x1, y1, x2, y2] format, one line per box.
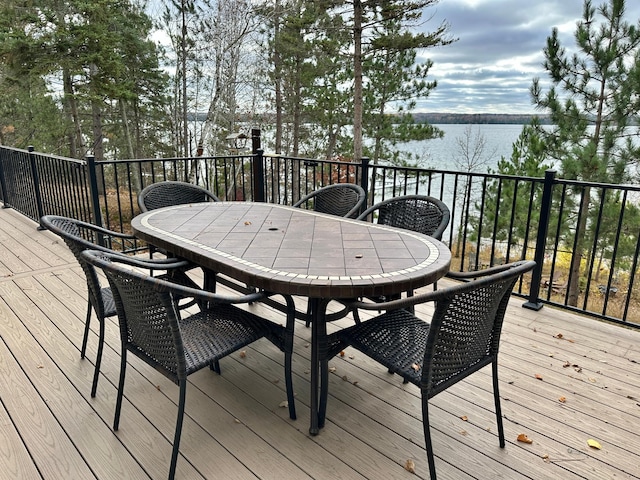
[415, 0, 640, 114]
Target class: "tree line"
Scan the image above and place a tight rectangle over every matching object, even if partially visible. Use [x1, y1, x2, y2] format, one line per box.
[0, 0, 453, 164]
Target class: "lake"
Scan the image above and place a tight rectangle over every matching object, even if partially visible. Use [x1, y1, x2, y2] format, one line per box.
[401, 123, 527, 172]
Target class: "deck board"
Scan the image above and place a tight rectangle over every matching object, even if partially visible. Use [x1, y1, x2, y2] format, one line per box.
[1, 207, 639, 480]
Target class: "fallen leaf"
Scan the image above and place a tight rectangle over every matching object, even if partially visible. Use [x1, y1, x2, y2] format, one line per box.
[555, 333, 563, 339]
[563, 361, 571, 368]
[328, 366, 337, 373]
[279, 401, 288, 408]
[244, 221, 251, 225]
[559, 396, 567, 403]
[459, 430, 468, 436]
[339, 351, 345, 357]
[239, 350, 246, 358]
[460, 415, 468, 421]
[587, 439, 602, 450]
[341, 375, 348, 381]
[542, 454, 550, 463]
[404, 459, 416, 473]
[517, 433, 533, 444]
[411, 363, 421, 372]
[535, 373, 543, 380]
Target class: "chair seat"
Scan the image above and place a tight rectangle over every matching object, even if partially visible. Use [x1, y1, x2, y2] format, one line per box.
[179, 305, 275, 375]
[337, 309, 429, 385]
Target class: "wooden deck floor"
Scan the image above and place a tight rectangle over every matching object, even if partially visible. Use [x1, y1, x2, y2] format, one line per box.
[1, 206, 639, 480]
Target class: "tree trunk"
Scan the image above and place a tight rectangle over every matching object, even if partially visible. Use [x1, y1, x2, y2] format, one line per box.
[119, 98, 135, 159]
[63, 69, 85, 159]
[353, 0, 363, 161]
[567, 187, 591, 306]
[273, 0, 283, 155]
[181, 0, 189, 157]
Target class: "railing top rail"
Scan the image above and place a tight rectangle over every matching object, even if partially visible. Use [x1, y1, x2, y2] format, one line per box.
[369, 162, 549, 183]
[554, 176, 640, 191]
[95, 153, 256, 166]
[263, 153, 359, 164]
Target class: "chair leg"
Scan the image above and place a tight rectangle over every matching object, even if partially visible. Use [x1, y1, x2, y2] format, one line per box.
[168, 381, 187, 480]
[304, 303, 312, 328]
[210, 360, 221, 374]
[90, 316, 105, 397]
[113, 348, 128, 431]
[81, 301, 92, 359]
[492, 361, 505, 447]
[351, 308, 361, 324]
[283, 295, 297, 420]
[421, 396, 438, 480]
[284, 350, 296, 420]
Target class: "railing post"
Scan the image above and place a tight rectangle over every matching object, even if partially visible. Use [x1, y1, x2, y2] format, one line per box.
[28, 146, 46, 229]
[86, 156, 106, 247]
[250, 129, 265, 202]
[360, 157, 370, 210]
[524, 169, 556, 311]
[0, 147, 11, 209]
[251, 128, 261, 153]
[252, 149, 265, 202]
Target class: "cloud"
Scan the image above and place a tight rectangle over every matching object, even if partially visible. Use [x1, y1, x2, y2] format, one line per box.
[414, 0, 640, 113]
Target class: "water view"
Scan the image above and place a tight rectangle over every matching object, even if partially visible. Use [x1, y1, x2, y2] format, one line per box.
[402, 123, 528, 172]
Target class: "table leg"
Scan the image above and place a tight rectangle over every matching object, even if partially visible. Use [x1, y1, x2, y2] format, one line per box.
[309, 297, 329, 436]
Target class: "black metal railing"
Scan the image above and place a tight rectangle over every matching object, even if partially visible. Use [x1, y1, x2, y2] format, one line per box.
[1, 142, 638, 329]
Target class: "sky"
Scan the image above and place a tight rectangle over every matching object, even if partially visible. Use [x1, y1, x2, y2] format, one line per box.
[415, 0, 640, 114]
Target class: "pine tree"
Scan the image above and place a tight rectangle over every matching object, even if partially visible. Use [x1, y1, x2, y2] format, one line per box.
[530, 0, 640, 305]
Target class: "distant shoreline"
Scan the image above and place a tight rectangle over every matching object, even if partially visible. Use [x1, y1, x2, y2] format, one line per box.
[413, 113, 551, 125]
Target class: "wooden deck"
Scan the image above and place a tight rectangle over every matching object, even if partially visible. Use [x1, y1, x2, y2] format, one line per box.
[1, 206, 639, 480]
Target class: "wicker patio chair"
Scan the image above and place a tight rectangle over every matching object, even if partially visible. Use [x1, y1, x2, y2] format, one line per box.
[81, 249, 296, 480]
[138, 180, 220, 212]
[327, 260, 535, 480]
[357, 194, 450, 240]
[40, 215, 197, 397]
[352, 195, 451, 322]
[138, 180, 220, 289]
[293, 183, 366, 219]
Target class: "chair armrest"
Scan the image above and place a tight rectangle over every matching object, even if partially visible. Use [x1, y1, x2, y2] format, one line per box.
[342, 260, 536, 312]
[292, 191, 316, 208]
[355, 204, 380, 221]
[63, 217, 137, 241]
[338, 289, 439, 312]
[81, 249, 192, 271]
[445, 261, 528, 281]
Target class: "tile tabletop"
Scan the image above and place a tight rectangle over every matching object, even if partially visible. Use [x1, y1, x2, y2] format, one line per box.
[132, 202, 451, 298]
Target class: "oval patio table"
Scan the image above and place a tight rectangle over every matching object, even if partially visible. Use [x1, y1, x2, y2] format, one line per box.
[132, 202, 451, 434]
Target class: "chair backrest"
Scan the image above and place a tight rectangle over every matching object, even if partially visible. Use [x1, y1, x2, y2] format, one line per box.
[40, 215, 118, 319]
[424, 260, 534, 397]
[358, 195, 450, 240]
[138, 181, 220, 212]
[293, 183, 366, 218]
[82, 250, 186, 381]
